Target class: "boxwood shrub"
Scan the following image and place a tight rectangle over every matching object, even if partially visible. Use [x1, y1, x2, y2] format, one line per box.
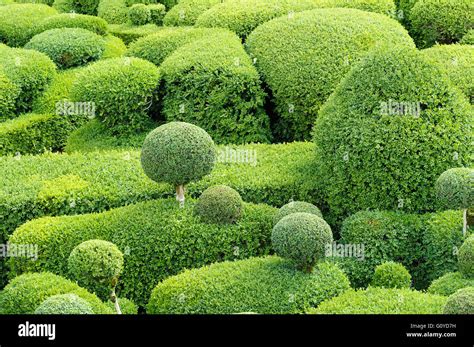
[107, 23, 162, 44]
[428, 272, 474, 296]
[0, 72, 20, 121]
[163, 0, 221, 26]
[461, 29, 474, 44]
[147, 256, 350, 314]
[35, 293, 94, 314]
[160, 31, 271, 144]
[246, 8, 414, 141]
[31, 13, 108, 39]
[9, 199, 276, 306]
[371, 262, 412, 289]
[100, 35, 127, 59]
[97, 0, 129, 24]
[444, 287, 474, 314]
[128, 4, 151, 25]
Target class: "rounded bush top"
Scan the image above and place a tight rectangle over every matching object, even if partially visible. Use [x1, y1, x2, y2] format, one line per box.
[32, 13, 108, 37]
[0, 72, 20, 121]
[443, 287, 474, 314]
[141, 122, 216, 186]
[271, 212, 333, 271]
[273, 201, 322, 225]
[435, 168, 474, 211]
[163, 0, 221, 26]
[458, 236, 474, 278]
[34, 293, 94, 314]
[194, 185, 244, 224]
[128, 4, 151, 26]
[427, 272, 474, 296]
[371, 261, 412, 289]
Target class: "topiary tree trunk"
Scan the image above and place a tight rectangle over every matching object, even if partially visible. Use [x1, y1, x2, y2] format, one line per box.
[176, 185, 185, 208]
[110, 278, 122, 314]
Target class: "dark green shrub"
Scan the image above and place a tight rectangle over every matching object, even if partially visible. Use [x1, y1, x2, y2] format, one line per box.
[313, 46, 472, 224]
[428, 272, 474, 296]
[163, 0, 221, 26]
[128, 4, 151, 25]
[371, 261, 412, 289]
[396, 0, 418, 26]
[246, 8, 414, 141]
[0, 272, 111, 314]
[147, 257, 350, 314]
[460, 29, 474, 44]
[311, 287, 447, 314]
[0, 72, 20, 121]
[159, 0, 177, 9]
[35, 293, 94, 314]
[56, 0, 100, 15]
[459, 236, 474, 278]
[443, 287, 474, 314]
[272, 213, 332, 272]
[409, 0, 473, 48]
[194, 185, 244, 224]
[70, 57, 160, 134]
[273, 201, 322, 225]
[32, 13, 108, 38]
[149, 3, 166, 24]
[97, 0, 129, 24]
[25, 28, 105, 69]
[435, 168, 474, 210]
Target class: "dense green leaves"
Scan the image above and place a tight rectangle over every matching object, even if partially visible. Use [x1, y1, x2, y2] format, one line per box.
[371, 262, 412, 289]
[428, 272, 474, 296]
[435, 168, 474, 210]
[35, 293, 94, 314]
[194, 185, 244, 224]
[443, 287, 474, 314]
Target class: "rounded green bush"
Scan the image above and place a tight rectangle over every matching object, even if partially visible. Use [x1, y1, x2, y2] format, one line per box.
[443, 287, 474, 314]
[311, 287, 447, 314]
[246, 8, 415, 141]
[101, 35, 127, 59]
[460, 29, 474, 44]
[409, 0, 473, 48]
[147, 256, 350, 314]
[74, 0, 101, 15]
[141, 122, 216, 186]
[194, 185, 244, 224]
[371, 261, 412, 289]
[273, 201, 322, 225]
[97, 0, 129, 24]
[0, 72, 20, 121]
[68, 239, 124, 299]
[458, 236, 474, 278]
[271, 212, 333, 271]
[313, 46, 472, 224]
[32, 13, 108, 38]
[70, 57, 160, 134]
[163, 0, 221, 26]
[128, 4, 151, 25]
[435, 168, 474, 211]
[25, 28, 106, 70]
[34, 293, 94, 314]
[148, 4, 166, 24]
[428, 272, 474, 296]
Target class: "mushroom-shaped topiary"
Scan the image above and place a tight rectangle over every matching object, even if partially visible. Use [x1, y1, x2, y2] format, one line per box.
[141, 122, 216, 207]
[273, 201, 322, 225]
[68, 240, 124, 314]
[435, 168, 473, 236]
[34, 293, 94, 314]
[443, 287, 474, 314]
[194, 185, 244, 224]
[458, 236, 474, 278]
[271, 212, 333, 273]
[371, 261, 412, 289]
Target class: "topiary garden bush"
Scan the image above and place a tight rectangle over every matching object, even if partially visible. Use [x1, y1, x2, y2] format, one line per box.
[31, 13, 108, 38]
[371, 262, 412, 289]
[194, 185, 244, 224]
[273, 201, 322, 225]
[443, 287, 474, 314]
[34, 293, 94, 314]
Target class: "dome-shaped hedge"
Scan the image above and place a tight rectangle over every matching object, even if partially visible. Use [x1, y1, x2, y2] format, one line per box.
[458, 236, 474, 278]
[0, 72, 20, 121]
[246, 8, 415, 141]
[271, 212, 333, 272]
[428, 272, 474, 296]
[163, 0, 221, 26]
[435, 168, 474, 210]
[194, 185, 244, 224]
[31, 13, 108, 38]
[70, 57, 160, 134]
[25, 28, 106, 69]
[273, 201, 322, 225]
[460, 29, 474, 45]
[443, 287, 474, 314]
[34, 293, 94, 314]
[371, 261, 412, 289]
[128, 4, 151, 25]
[97, 0, 129, 24]
[313, 46, 473, 224]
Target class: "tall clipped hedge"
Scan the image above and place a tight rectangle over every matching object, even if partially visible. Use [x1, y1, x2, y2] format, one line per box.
[246, 8, 414, 141]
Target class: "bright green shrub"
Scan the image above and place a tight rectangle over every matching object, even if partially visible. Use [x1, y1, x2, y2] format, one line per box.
[194, 185, 244, 224]
[32, 13, 108, 38]
[273, 201, 322, 225]
[396, 0, 418, 26]
[149, 3, 166, 24]
[15, 0, 54, 5]
[0, 4, 57, 47]
[106, 297, 138, 314]
[52, 0, 75, 12]
[371, 261, 412, 289]
[435, 168, 474, 210]
[128, 4, 151, 25]
[56, 0, 100, 15]
[459, 236, 474, 278]
[0, 272, 111, 314]
[101, 35, 127, 59]
[107, 23, 162, 44]
[311, 287, 447, 314]
[443, 287, 474, 314]
[461, 29, 474, 44]
[246, 8, 414, 141]
[25, 28, 105, 69]
[35, 293, 94, 314]
[428, 272, 474, 296]
[70, 57, 160, 134]
[0, 72, 20, 121]
[97, 0, 128, 24]
[163, 0, 220, 26]
[160, 31, 271, 144]
[147, 257, 350, 314]
[313, 46, 472, 224]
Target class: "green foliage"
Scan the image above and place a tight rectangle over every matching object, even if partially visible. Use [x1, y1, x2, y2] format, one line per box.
[443, 287, 474, 314]
[128, 4, 151, 25]
[371, 261, 412, 289]
[147, 257, 350, 314]
[163, 0, 220, 26]
[107, 23, 162, 44]
[32, 13, 108, 38]
[458, 236, 474, 278]
[15, 0, 54, 5]
[460, 29, 474, 44]
[409, 0, 473, 48]
[273, 201, 322, 225]
[97, 0, 129, 24]
[435, 168, 474, 210]
[396, 0, 418, 26]
[35, 293, 94, 314]
[74, 0, 101, 15]
[311, 287, 447, 314]
[100, 35, 127, 59]
[149, 3, 166, 24]
[106, 297, 138, 314]
[246, 8, 414, 141]
[0, 72, 20, 121]
[194, 185, 244, 224]
[124, 0, 156, 5]
[428, 272, 474, 296]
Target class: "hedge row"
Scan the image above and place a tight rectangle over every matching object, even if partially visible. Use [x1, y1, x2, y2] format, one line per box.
[108, 23, 163, 44]
[31, 13, 108, 37]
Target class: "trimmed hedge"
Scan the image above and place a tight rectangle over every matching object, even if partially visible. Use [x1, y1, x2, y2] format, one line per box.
[371, 262, 412, 289]
[0, 72, 20, 121]
[435, 167, 474, 210]
[163, 0, 220, 26]
[101, 35, 127, 59]
[128, 3, 166, 25]
[147, 257, 350, 314]
[428, 272, 474, 296]
[31, 13, 108, 38]
[160, 31, 271, 144]
[461, 29, 474, 44]
[97, 0, 129, 24]
[311, 287, 447, 314]
[35, 293, 94, 314]
[107, 23, 162, 44]
[443, 287, 474, 314]
[273, 201, 322, 225]
[246, 8, 414, 141]
[194, 185, 244, 224]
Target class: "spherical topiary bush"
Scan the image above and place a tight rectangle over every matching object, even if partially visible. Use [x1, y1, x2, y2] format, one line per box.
[0, 72, 20, 121]
[313, 46, 473, 225]
[34, 293, 94, 314]
[271, 212, 333, 272]
[128, 4, 151, 25]
[194, 185, 244, 224]
[273, 201, 322, 225]
[70, 57, 160, 134]
[141, 122, 216, 206]
[409, 0, 473, 48]
[246, 8, 415, 141]
[458, 237, 474, 278]
[460, 29, 474, 45]
[32, 13, 108, 38]
[443, 287, 474, 314]
[148, 4, 166, 24]
[371, 261, 412, 289]
[163, 0, 221, 26]
[25, 28, 106, 70]
[97, 0, 129, 24]
[428, 272, 474, 296]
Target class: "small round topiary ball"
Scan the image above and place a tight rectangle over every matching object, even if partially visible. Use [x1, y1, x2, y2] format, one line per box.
[34, 294, 94, 314]
[458, 236, 474, 278]
[194, 185, 244, 224]
[273, 201, 322, 225]
[435, 168, 473, 210]
[371, 261, 412, 289]
[68, 240, 124, 289]
[443, 287, 474, 314]
[271, 212, 333, 272]
[141, 122, 216, 186]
